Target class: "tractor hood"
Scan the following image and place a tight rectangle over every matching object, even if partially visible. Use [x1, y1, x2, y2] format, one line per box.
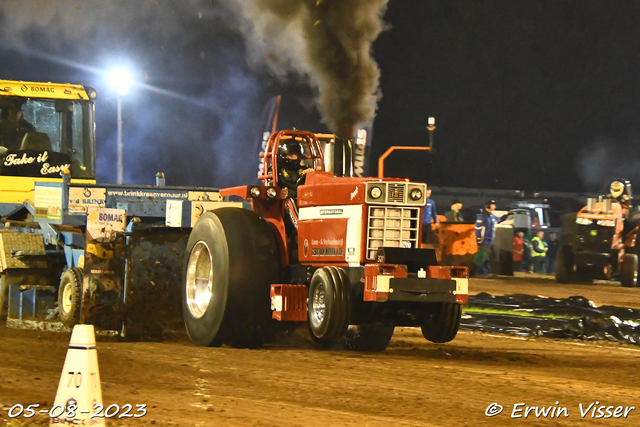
[298, 171, 427, 208]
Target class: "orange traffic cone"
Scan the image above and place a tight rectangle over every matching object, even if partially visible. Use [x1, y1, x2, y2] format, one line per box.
[50, 325, 104, 426]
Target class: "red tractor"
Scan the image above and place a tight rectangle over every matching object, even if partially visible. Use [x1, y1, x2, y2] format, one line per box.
[181, 129, 468, 351]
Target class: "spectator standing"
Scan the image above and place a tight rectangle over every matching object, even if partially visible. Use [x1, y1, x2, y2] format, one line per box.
[422, 187, 438, 244]
[521, 236, 533, 273]
[531, 230, 548, 273]
[546, 232, 559, 274]
[512, 231, 524, 272]
[474, 200, 510, 277]
[445, 199, 464, 222]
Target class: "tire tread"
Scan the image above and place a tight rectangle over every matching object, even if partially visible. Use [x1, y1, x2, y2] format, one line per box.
[58, 267, 83, 328]
[421, 303, 461, 343]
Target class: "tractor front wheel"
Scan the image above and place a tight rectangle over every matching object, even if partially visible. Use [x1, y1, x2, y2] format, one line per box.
[421, 302, 462, 343]
[308, 266, 350, 345]
[555, 245, 572, 283]
[621, 253, 639, 287]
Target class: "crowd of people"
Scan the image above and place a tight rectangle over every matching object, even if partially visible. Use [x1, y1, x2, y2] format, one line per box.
[422, 189, 560, 276]
[421, 191, 466, 245]
[513, 229, 559, 274]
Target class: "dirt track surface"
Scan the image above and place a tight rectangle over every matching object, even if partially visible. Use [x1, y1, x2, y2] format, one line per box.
[1, 274, 640, 426]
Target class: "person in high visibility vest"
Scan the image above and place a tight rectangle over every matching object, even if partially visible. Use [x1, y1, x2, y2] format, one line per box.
[531, 230, 548, 273]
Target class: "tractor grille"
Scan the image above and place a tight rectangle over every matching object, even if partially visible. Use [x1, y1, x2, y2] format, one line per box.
[366, 206, 420, 260]
[387, 184, 405, 203]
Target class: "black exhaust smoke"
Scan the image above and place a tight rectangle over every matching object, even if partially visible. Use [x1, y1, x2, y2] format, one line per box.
[232, 0, 388, 137]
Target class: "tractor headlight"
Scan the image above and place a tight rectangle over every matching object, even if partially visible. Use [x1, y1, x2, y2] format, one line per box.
[410, 188, 423, 201]
[250, 187, 262, 198]
[575, 217, 592, 225]
[266, 187, 278, 199]
[369, 186, 382, 199]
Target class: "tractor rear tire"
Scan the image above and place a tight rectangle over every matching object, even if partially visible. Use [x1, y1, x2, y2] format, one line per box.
[621, 253, 639, 287]
[308, 266, 350, 345]
[58, 268, 83, 328]
[344, 324, 395, 352]
[182, 208, 279, 347]
[421, 303, 462, 343]
[555, 245, 572, 283]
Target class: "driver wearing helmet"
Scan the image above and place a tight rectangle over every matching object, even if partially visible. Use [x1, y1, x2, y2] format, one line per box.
[609, 180, 632, 206]
[277, 140, 313, 199]
[607, 180, 633, 254]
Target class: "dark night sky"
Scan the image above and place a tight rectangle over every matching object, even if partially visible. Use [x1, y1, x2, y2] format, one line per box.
[1, 1, 639, 193]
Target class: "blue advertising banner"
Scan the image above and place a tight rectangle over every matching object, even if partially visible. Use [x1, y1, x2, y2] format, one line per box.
[255, 95, 281, 183]
[353, 96, 377, 178]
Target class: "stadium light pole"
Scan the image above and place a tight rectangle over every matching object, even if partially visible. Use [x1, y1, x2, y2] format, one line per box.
[108, 69, 132, 184]
[377, 117, 435, 178]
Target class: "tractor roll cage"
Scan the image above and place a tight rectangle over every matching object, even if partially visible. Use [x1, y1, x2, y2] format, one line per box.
[258, 130, 325, 187]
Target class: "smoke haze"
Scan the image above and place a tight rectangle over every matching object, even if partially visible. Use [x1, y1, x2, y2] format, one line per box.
[576, 136, 640, 193]
[0, 0, 389, 185]
[228, 0, 388, 135]
[0, 2, 273, 187]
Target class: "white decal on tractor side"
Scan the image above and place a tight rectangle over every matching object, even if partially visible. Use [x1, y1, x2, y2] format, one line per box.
[299, 204, 363, 220]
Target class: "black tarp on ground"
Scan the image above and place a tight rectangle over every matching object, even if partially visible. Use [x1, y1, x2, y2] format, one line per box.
[461, 293, 640, 345]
